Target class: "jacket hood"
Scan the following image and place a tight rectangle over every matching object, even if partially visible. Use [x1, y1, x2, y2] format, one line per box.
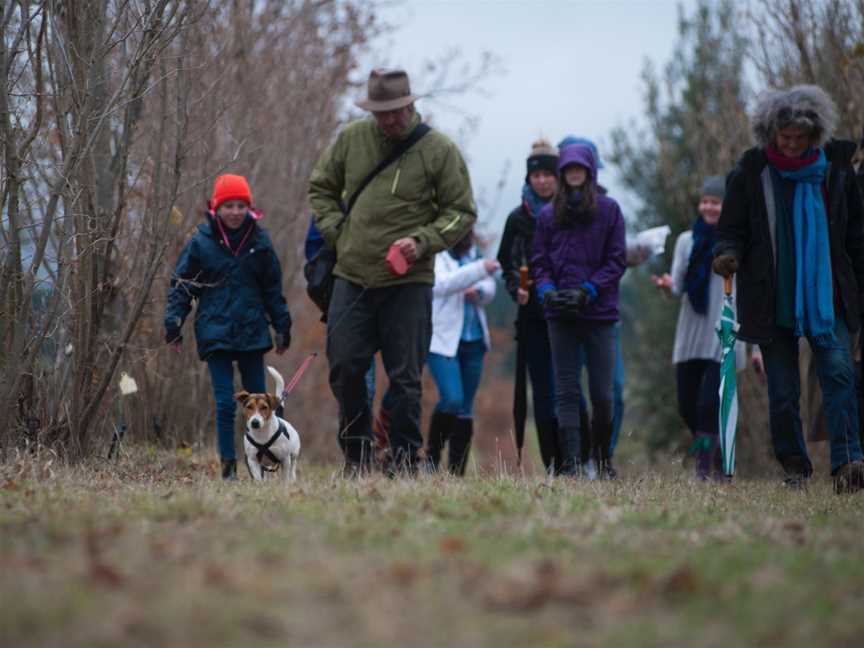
[557, 144, 597, 179]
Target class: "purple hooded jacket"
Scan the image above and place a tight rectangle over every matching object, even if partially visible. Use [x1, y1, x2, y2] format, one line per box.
[531, 144, 626, 322]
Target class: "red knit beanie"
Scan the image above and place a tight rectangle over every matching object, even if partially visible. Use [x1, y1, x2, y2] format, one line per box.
[210, 174, 253, 210]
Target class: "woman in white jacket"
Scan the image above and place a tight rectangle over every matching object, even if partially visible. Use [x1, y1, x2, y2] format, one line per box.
[652, 177, 750, 479]
[426, 232, 499, 475]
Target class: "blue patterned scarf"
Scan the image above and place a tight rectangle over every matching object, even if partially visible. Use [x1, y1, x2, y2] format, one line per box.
[521, 184, 549, 218]
[684, 215, 715, 315]
[775, 149, 835, 345]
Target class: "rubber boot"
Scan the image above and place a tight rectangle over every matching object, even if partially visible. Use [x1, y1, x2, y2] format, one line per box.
[693, 432, 715, 481]
[448, 417, 474, 477]
[593, 421, 616, 480]
[556, 425, 581, 477]
[425, 410, 455, 471]
[221, 458, 238, 482]
[536, 419, 560, 475]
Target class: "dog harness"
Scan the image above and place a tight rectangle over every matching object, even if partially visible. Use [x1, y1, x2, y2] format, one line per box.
[245, 421, 289, 472]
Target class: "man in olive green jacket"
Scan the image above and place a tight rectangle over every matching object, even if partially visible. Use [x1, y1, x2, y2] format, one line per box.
[309, 68, 476, 474]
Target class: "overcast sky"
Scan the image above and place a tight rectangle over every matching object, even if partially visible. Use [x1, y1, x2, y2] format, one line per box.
[367, 0, 699, 243]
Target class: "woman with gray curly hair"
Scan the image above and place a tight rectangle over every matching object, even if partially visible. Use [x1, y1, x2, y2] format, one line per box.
[712, 84, 864, 494]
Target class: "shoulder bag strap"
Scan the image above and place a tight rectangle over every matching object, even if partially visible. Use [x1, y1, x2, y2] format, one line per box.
[341, 123, 432, 219]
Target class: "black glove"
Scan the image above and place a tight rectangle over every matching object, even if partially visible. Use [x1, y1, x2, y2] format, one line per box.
[712, 254, 739, 278]
[548, 288, 590, 315]
[276, 330, 291, 350]
[165, 328, 182, 345]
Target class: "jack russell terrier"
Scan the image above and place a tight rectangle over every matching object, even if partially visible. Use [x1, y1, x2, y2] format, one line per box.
[235, 366, 301, 482]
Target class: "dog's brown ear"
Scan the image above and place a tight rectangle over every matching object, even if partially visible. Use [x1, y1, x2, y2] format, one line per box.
[234, 390, 250, 404]
[267, 393, 281, 412]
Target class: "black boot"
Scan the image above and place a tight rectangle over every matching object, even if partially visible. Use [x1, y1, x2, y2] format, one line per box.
[593, 421, 616, 480]
[448, 417, 474, 477]
[535, 419, 560, 475]
[221, 458, 238, 482]
[426, 411, 455, 471]
[556, 425, 581, 477]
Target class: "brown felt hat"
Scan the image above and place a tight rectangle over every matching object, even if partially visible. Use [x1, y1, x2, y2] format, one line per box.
[354, 68, 418, 112]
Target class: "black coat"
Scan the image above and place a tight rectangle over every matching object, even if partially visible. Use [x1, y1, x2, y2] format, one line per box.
[715, 140, 864, 343]
[497, 203, 546, 321]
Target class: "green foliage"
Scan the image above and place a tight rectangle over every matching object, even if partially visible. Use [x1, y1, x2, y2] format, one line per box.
[610, 0, 752, 456]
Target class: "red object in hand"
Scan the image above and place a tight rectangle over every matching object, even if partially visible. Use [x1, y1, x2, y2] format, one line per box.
[386, 244, 410, 275]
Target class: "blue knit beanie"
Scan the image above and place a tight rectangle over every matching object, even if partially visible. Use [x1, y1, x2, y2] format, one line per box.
[557, 135, 604, 169]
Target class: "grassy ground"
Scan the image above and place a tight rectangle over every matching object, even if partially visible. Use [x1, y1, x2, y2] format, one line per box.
[1, 447, 862, 647]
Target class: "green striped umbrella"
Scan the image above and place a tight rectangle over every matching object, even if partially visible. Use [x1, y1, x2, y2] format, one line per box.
[716, 276, 740, 476]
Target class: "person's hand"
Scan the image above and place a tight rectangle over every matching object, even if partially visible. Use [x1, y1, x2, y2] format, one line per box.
[276, 331, 290, 355]
[393, 237, 419, 264]
[483, 259, 500, 275]
[651, 273, 674, 295]
[516, 288, 530, 305]
[751, 347, 765, 378]
[542, 289, 559, 306]
[170, 340, 182, 354]
[464, 287, 479, 303]
[712, 254, 739, 278]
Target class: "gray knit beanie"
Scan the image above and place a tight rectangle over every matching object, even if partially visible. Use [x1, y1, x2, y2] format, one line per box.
[701, 176, 725, 199]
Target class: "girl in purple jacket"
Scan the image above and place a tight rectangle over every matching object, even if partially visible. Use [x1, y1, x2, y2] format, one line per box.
[532, 144, 626, 478]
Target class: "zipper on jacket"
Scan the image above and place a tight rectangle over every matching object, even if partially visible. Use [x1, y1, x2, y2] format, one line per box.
[440, 214, 462, 235]
[391, 166, 402, 195]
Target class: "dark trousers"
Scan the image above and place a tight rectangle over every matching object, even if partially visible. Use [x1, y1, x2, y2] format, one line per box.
[326, 278, 432, 466]
[675, 359, 721, 437]
[522, 317, 557, 424]
[547, 319, 616, 436]
[206, 351, 266, 460]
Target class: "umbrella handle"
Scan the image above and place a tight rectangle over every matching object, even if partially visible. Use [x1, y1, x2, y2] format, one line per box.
[724, 275, 733, 296]
[519, 265, 530, 291]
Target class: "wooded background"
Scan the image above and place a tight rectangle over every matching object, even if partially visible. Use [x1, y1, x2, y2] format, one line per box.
[2, 0, 863, 474]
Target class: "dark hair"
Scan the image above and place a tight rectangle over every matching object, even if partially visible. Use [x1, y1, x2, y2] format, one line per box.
[553, 170, 597, 227]
[450, 229, 474, 258]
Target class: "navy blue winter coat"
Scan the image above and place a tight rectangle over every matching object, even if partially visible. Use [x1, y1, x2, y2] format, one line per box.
[164, 213, 292, 360]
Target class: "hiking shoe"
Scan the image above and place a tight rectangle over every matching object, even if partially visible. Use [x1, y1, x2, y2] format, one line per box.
[834, 460, 864, 495]
[221, 458, 238, 482]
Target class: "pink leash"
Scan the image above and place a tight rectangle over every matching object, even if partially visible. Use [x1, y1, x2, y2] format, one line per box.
[280, 352, 318, 401]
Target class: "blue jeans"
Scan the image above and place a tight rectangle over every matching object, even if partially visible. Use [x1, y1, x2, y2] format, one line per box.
[206, 351, 267, 460]
[523, 317, 557, 424]
[760, 319, 863, 474]
[427, 340, 487, 418]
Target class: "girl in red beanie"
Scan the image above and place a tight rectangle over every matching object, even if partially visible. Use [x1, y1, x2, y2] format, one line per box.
[165, 174, 293, 480]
